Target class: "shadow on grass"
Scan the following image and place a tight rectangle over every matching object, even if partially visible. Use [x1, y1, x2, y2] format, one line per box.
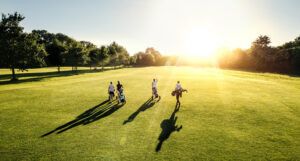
[0, 68, 121, 85]
[156, 104, 182, 152]
[41, 99, 124, 137]
[123, 97, 159, 125]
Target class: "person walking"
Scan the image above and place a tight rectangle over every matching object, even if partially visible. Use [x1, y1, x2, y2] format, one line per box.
[152, 78, 160, 100]
[108, 82, 115, 103]
[116, 81, 123, 100]
[174, 81, 187, 105]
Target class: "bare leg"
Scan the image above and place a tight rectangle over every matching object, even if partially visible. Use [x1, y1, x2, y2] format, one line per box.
[176, 94, 180, 106]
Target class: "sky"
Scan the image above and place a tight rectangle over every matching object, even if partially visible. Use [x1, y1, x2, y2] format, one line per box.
[1, 0, 299, 56]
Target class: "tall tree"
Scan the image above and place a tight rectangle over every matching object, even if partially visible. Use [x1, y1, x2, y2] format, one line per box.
[250, 35, 274, 70]
[108, 42, 119, 69]
[0, 12, 47, 80]
[88, 48, 100, 70]
[143, 54, 155, 66]
[82, 41, 97, 70]
[145, 47, 162, 65]
[252, 35, 271, 48]
[32, 30, 55, 45]
[47, 39, 67, 72]
[23, 33, 48, 68]
[130, 55, 137, 65]
[65, 41, 88, 71]
[99, 45, 109, 70]
[107, 41, 129, 68]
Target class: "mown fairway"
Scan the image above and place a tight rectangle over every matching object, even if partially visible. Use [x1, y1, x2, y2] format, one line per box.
[0, 67, 299, 160]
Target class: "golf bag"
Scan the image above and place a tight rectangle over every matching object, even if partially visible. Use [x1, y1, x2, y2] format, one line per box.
[120, 91, 126, 103]
[171, 91, 176, 96]
[172, 89, 188, 97]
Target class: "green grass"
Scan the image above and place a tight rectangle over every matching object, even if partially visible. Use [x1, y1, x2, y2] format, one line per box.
[0, 67, 299, 160]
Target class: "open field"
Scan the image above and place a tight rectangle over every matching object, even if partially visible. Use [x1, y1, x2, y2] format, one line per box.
[0, 67, 299, 160]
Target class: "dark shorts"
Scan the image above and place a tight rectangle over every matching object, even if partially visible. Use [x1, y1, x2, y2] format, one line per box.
[109, 91, 114, 96]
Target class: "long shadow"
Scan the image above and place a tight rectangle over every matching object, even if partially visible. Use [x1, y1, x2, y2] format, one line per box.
[41, 100, 124, 137]
[0, 67, 122, 85]
[123, 97, 156, 125]
[155, 104, 183, 152]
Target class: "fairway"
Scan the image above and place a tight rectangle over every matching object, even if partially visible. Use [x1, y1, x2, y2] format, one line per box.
[0, 67, 299, 160]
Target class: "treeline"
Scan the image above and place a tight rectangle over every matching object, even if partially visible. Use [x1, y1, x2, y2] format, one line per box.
[1, 12, 300, 81]
[33, 31, 130, 71]
[129, 48, 179, 66]
[131, 35, 300, 74]
[216, 35, 300, 73]
[0, 12, 130, 80]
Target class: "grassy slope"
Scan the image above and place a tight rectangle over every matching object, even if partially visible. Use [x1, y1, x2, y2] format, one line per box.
[0, 67, 299, 160]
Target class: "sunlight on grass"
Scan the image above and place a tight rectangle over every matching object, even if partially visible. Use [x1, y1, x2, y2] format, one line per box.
[0, 67, 299, 160]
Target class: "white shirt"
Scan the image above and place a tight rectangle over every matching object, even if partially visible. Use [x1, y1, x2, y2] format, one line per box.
[176, 84, 182, 90]
[152, 81, 157, 88]
[108, 84, 114, 92]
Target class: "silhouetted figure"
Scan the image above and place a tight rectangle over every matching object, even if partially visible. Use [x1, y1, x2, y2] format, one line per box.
[152, 78, 161, 100]
[123, 97, 155, 125]
[156, 104, 182, 152]
[172, 81, 187, 106]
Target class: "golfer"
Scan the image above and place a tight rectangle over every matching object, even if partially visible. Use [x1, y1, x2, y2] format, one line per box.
[108, 82, 115, 103]
[116, 81, 123, 100]
[174, 81, 187, 105]
[152, 78, 159, 99]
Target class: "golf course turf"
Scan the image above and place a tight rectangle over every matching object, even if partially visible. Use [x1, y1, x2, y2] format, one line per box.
[0, 67, 299, 160]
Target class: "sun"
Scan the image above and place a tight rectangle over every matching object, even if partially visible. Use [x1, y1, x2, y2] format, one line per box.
[186, 29, 219, 58]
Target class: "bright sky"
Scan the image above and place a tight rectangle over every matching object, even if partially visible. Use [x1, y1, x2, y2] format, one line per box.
[1, 0, 299, 56]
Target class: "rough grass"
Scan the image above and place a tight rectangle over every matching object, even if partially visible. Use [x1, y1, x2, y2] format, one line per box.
[0, 67, 299, 160]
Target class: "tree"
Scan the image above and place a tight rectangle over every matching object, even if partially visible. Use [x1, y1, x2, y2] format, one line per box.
[108, 42, 120, 68]
[107, 42, 129, 68]
[277, 36, 300, 72]
[134, 52, 146, 66]
[249, 35, 275, 70]
[98, 45, 109, 70]
[65, 41, 89, 71]
[55, 33, 73, 45]
[278, 35, 300, 50]
[23, 33, 48, 68]
[252, 35, 271, 48]
[32, 30, 55, 45]
[80, 41, 96, 49]
[145, 47, 162, 65]
[88, 48, 100, 70]
[82, 41, 97, 70]
[117, 48, 130, 67]
[130, 55, 137, 65]
[0, 12, 47, 80]
[143, 54, 155, 66]
[130, 48, 162, 66]
[47, 39, 66, 72]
